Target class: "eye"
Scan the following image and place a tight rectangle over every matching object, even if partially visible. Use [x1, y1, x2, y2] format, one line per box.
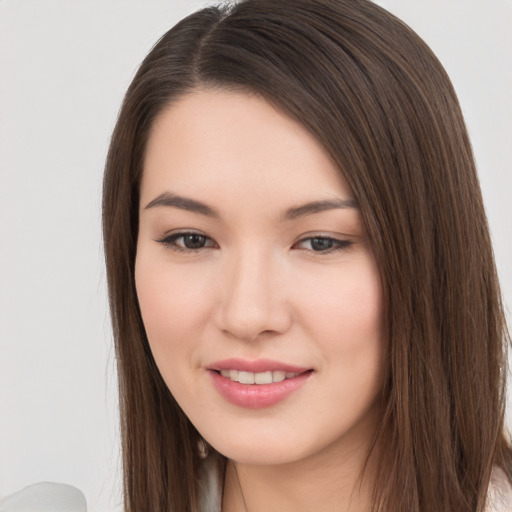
[294, 236, 352, 253]
[156, 231, 217, 252]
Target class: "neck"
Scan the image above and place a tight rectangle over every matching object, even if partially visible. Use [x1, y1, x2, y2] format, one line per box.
[222, 428, 377, 512]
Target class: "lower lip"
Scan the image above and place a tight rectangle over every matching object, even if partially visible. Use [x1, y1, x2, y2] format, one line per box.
[209, 370, 313, 409]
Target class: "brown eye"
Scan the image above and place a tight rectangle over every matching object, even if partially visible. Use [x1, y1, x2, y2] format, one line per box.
[156, 231, 217, 252]
[294, 236, 352, 253]
[310, 237, 334, 251]
[181, 234, 207, 249]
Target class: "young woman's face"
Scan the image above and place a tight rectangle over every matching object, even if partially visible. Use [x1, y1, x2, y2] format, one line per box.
[136, 89, 384, 466]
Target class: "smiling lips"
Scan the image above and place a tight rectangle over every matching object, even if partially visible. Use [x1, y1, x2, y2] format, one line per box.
[220, 369, 300, 384]
[208, 359, 313, 409]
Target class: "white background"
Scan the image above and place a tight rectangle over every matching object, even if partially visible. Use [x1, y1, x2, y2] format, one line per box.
[0, 1, 511, 511]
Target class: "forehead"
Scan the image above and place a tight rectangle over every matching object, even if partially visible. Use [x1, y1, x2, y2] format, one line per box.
[141, 89, 353, 210]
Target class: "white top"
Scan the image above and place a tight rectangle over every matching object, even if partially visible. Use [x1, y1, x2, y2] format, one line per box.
[1, 467, 510, 511]
[197, 460, 512, 512]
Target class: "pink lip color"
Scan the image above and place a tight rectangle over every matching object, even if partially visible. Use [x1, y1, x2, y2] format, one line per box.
[207, 359, 313, 409]
[208, 358, 309, 374]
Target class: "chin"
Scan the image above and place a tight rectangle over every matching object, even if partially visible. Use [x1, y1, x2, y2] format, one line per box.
[200, 420, 338, 467]
[196, 402, 381, 469]
[212, 439, 306, 466]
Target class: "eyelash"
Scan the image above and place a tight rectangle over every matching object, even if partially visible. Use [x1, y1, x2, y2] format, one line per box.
[156, 232, 218, 252]
[156, 231, 353, 254]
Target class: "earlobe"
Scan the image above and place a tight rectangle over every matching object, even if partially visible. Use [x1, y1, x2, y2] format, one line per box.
[198, 437, 210, 459]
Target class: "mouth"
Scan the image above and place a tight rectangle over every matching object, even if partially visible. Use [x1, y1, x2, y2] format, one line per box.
[207, 359, 314, 409]
[213, 369, 310, 385]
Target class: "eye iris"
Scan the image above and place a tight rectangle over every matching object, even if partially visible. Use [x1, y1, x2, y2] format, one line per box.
[310, 237, 333, 251]
[183, 234, 206, 249]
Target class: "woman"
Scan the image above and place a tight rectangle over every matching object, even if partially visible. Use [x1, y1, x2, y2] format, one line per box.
[102, 0, 512, 510]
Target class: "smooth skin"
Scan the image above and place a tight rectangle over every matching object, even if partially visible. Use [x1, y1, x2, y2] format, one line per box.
[135, 89, 384, 512]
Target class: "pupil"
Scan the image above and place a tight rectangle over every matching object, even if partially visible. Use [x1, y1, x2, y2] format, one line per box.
[184, 234, 205, 249]
[311, 238, 332, 251]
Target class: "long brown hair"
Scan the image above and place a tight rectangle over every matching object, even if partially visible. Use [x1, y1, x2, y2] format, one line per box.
[102, 1, 511, 510]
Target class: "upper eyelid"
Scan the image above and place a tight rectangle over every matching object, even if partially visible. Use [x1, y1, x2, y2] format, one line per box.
[157, 230, 349, 241]
[156, 229, 210, 240]
[157, 231, 215, 243]
[155, 229, 353, 253]
[294, 232, 350, 241]
[296, 235, 350, 243]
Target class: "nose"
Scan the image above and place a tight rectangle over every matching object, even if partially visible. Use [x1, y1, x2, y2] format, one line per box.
[214, 247, 292, 342]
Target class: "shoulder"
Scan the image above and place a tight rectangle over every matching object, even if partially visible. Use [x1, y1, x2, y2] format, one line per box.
[486, 466, 512, 512]
[195, 460, 512, 512]
[197, 456, 223, 512]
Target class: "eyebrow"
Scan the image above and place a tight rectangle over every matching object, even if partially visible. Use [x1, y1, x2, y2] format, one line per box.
[144, 191, 359, 220]
[144, 192, 219, 217]
[282, 198, 359, 220]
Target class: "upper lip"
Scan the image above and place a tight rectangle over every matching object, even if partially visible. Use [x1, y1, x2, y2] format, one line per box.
[207, 358, 311, 374]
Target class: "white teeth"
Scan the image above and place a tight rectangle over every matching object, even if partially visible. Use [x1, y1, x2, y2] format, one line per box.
[219, 369, 300, 384]
[254, 371, 273, 384]
[238, 371, 255, 384]
[272, 370, 286, 382]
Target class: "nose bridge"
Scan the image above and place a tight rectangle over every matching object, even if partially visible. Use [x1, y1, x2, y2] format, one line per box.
[217, 244, 289, 341]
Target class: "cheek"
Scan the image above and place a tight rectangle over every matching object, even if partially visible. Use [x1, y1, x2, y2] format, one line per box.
[299, 257, 382, 345]
[134, 253, 213, 366]
[300, 259, 384, 394]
